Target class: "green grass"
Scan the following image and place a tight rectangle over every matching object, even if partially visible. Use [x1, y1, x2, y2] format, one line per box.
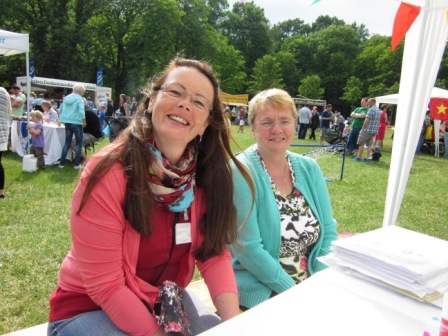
[1, 127, 447, 333]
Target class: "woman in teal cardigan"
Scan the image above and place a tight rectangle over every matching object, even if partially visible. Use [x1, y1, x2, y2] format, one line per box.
[230, 89, 337, 309]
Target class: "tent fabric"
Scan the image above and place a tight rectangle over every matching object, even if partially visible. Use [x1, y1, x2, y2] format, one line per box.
[383, 0, 448, 227]
[0, 29, 29, 56]
[376, 87, 448, 105]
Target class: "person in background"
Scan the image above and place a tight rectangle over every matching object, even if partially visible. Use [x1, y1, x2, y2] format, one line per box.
[98, 103, 106, 131]
[32, 93, 45, 112]
[106, 98, 114, 117]
[28, 92, 36, 108]
[10, 85, 26, 117]
[130, 97, 138, 116]
[41, 100, 59, 123]
[334, 111, 345, 133]
[374, 104, 388, 148]
[224, 107, 232, 128]
[26, 110, 46, 170]
[347, 98, 368, 155]
[353, 98, 381, 162]
[297, 104, 312, 140]
[70, 98, 103, 163]
[0, 87, 12, 198]
[86, 96, 94, 108]
[342, 120, 351, 137]
[309, 106, 320, 140]
[229, 88, 337, 310]
[319, 104, 333, 144]
[126, 96, 132, 113]
[118, 93, 129, 116]
[47, 57, 253, 336]
[58, 83, 86, 169]
[237, 115, 245, 133]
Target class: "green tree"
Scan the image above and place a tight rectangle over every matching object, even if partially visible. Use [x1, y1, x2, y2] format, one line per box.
[341, 76, 363, 109]
[270, 18, 307, 52]
[298, 74, 324, 99]
[354, 35, 404, 98]
[281, 35, 315, 77]
[310, 25, 361, 107]
[219, 1, 271, 75]
[205, 30, 247, 93]
[248, 54, 283, 96]
[274, 51, 300, 97]
[311, 15, 346, 32]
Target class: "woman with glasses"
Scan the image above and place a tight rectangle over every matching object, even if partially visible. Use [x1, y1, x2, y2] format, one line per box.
[48, 58, 253, 336]
[229, 88, 337, 310]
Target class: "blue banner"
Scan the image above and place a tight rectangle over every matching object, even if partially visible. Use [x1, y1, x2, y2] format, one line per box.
[97, 68, 103, 87]
[29, 59, 35, 78]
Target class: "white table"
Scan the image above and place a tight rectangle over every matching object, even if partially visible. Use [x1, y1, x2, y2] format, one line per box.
[10, 120, 70, 165]
[202, 268, 442, 336]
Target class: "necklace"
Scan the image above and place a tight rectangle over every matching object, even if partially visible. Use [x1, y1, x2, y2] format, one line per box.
[281, 159, 288, 195]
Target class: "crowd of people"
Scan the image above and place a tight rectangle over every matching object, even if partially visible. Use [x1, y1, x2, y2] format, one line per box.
[0, 82, 138, 199]
[293, 98, 392, 161]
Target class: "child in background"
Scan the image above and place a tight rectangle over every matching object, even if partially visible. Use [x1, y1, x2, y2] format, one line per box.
[372, 146, 382, 161]
[342, 120, 351, 137]
[26, 110, 45, 169]
[98, 104, 106, 132]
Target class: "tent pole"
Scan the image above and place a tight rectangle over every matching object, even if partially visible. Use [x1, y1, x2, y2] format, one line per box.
[26, 51, 31, 154]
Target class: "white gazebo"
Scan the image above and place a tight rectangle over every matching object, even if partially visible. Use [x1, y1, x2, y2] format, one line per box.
[0, 29, 31, 111]
[383, 0, 448, 227]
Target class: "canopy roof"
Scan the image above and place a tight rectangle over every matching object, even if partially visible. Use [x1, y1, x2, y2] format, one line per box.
[376, 87, 448, 105]
[0, 29, 29, 56]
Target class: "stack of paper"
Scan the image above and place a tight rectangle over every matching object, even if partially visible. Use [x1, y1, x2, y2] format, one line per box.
[320, 226, 448, 305]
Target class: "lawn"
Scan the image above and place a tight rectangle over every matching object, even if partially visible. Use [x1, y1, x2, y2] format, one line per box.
[1, 126, 447, 333]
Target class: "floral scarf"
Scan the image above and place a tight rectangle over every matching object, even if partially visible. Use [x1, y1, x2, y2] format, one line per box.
[147, 143, 196, 212]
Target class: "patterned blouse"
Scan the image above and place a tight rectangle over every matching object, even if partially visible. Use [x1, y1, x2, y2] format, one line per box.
[256, 150, 321, 284]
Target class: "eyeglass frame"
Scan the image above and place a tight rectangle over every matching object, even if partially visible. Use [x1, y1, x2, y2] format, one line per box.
[160, 82, 212, 112]
[255, 118, 295, 129]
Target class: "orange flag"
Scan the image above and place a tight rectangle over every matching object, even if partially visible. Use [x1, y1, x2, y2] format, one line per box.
[430, 98, 448, 121]
[391, 2, 421, 50]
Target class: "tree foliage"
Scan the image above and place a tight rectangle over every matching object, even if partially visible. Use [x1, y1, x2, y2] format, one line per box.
[299, 74, 324, 99]
[248, 54, 283, 96]
[0, 0, 447, 114]
[342, 76, 363, 108]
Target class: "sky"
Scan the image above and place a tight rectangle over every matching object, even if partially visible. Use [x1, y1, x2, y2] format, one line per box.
[227, 0, 401, 36]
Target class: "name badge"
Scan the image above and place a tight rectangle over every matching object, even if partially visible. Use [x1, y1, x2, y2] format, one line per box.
[175, 223, 191, 244]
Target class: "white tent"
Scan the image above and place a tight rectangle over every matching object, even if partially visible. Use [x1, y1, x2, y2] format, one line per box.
[0, 29, 31, 111]
[383, 0, 448, 227]
[376, 87, 448, 105]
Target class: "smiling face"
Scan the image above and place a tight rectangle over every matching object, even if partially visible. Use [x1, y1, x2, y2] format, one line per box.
[252, 103, 296, 157]
[147, 66, 212, 161]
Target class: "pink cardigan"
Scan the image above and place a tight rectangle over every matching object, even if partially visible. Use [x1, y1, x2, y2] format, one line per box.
[53, 158, 237, 335]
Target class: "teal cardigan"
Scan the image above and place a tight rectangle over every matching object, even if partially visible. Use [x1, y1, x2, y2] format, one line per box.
[229, 145, 337, 308]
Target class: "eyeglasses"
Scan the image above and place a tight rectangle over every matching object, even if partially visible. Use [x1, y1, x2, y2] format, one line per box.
[256, 118, 294, 129]
[161, 83, 211, 112]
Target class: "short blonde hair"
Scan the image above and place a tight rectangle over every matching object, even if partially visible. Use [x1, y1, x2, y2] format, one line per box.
[73, 83, 86, 95]
[30, 110, 43, 121]
[41, 100, 52, 108]
[248, 88, 297, 125]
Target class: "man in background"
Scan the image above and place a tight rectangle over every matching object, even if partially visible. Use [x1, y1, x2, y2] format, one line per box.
[346, 98, 368, 155]
[353, 98, 380, 162]
[297, 104, 312, 139]
[10, 85, 26, 117]
[319, 104, 333, 144]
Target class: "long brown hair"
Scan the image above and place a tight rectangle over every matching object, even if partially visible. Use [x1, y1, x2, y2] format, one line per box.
[77, 57, 253, 261]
